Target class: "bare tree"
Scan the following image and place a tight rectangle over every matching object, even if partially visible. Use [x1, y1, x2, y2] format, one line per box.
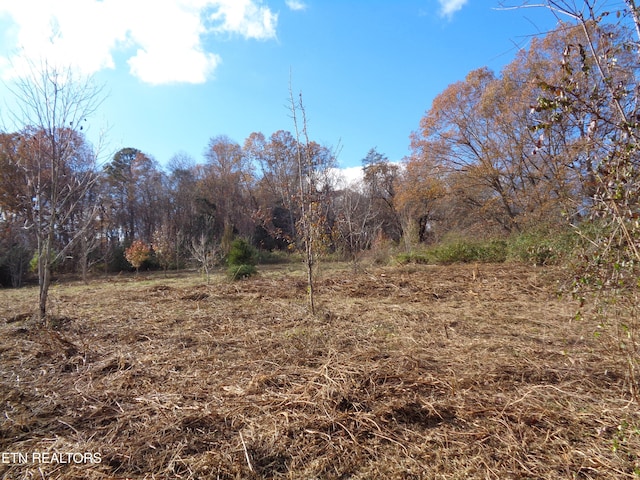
[289, 87, 316, 313]
[4, 60, 105, 321]
[203, 135, 256, 253]
[288, 84, 336, 315]
[190, 233, 220, 284]
[333, 181, 383, 269]
[244, 130, 301, 242]
[362, 148, 403, 241]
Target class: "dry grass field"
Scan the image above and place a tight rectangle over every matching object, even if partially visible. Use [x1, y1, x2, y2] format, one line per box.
[1, 262, 639, 479]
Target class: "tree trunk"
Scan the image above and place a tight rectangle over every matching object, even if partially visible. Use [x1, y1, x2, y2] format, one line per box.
[81, 234, 89, 284]
[39, 266, 50, 321]
[82, 254, 88, 284]
[306, 240, 315, 315]
[38, 237, 52, 323]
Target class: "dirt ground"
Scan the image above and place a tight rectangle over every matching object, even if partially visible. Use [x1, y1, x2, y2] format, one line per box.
[0, 262, 639, 479]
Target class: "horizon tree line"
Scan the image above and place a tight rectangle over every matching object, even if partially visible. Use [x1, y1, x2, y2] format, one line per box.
[0, 13, 636, 290]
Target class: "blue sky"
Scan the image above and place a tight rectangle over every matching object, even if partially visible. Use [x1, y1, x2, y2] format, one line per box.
[0, 1, 558, 175]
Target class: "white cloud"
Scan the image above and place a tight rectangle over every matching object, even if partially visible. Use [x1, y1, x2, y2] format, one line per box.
[329, 166, 364, 189]
[286, 0, 307, 11]
[208, 0, 278, 40]
[0, 0, 278, 84]
[438, 0, 468, 17]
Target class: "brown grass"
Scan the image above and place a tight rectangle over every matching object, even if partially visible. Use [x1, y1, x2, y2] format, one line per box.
[1, 263, 639, 479]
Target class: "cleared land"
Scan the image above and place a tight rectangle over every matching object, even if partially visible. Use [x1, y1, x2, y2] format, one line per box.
[0, 263, 639, 479]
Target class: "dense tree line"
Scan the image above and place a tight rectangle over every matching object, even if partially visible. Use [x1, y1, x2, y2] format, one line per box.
[403, 20, 636, 242]
[1, 14, 638, 290]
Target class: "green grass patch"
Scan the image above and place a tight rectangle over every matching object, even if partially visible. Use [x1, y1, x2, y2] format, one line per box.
[396, 238, 507, 265]
[395, 228, 578, 266]
[431, 239, 507, 264]
[506, 229, 577, 266]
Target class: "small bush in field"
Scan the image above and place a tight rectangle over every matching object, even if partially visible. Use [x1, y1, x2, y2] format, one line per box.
[125, 240, 151, 273]
[395, 238, 507, 265]
[227, 239, 257, 266]
[432, 241, 479, 264]
[227, 263, 258, 280]
[477, 240, 508, 263]
[227, 239, 257, 280]
[506, 230, 576, 266]
[396, 252, 431, 265]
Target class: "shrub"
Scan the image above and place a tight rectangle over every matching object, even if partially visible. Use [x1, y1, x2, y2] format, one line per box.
[506, 229, 576, 266]
[227, 238, 258, 280]
[395, 238, 507, 265]
[476, 240, 508, 263]
[393, 231, 578, 266]
[227, 238, 257, 267]
[432, 241, 479, 264]
[369, 232, 396, 265]
[227, 263, 258, 280]
[29, 249, 60, 273]
[125, 240, 151, 272]
[395, 251, 431, 265]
